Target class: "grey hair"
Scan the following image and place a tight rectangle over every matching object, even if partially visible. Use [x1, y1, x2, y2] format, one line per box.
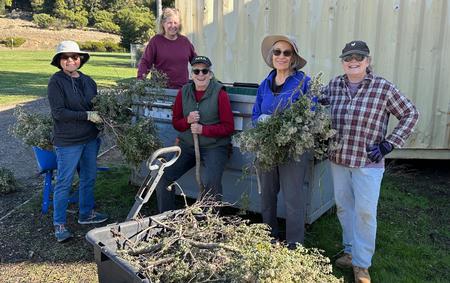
[266, 44, 303, 71]
[158, 7, 182, 35]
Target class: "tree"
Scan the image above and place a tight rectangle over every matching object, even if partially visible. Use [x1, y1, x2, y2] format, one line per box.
[116, 6, 155, 50]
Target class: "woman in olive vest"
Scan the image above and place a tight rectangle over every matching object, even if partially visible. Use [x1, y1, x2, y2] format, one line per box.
[155, 55, 235, 213]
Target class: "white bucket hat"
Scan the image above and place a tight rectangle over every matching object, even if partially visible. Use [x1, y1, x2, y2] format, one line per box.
[51, 40, 90, 69]
[261, 35, 307, 70]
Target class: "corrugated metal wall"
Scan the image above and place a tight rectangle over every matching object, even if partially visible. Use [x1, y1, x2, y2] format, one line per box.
[176, 0, 450, 157]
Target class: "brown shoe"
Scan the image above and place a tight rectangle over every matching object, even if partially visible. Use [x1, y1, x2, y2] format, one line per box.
[335, 253, 352, 269]
[353, 266, 371, 283]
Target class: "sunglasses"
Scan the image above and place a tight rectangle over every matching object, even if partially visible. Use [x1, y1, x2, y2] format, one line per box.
[192, 68, 209, 75]
[60, 54, 82, 60]
[273, 49, 293, 57]
[342, 54, 366, 62]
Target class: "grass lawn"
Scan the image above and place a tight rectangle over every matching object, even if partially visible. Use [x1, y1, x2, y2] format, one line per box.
[0, 50, 136, 106]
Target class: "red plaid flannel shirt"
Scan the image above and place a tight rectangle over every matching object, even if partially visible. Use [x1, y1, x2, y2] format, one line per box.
[322, 71, 419, 168]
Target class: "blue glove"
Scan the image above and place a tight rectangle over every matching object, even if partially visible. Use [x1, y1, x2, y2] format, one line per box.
[366, 140, 394, 163]
[257, 114, 271, 123]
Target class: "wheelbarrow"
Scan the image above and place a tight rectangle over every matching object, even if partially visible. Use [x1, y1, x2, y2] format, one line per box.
[32, 146, 109, 214]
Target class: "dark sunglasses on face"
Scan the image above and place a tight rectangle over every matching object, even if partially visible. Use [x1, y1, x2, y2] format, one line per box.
[342, 54, 366, 62]
[273, 49, 293, 57]
[60, 54, 82, 60]
[192, 68, 209, 75]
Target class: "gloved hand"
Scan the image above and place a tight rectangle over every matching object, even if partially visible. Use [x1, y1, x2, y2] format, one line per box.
[86, 111, 102, 124]
[257, 114, 271, 123]
[366, 140, 394, 162]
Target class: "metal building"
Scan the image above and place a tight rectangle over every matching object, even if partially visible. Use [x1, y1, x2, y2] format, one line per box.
[176, 0, 450, 159]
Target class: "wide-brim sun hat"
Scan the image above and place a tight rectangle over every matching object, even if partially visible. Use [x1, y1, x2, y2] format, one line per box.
[261, 35, 307, 69]
[51, 40, 90, 69]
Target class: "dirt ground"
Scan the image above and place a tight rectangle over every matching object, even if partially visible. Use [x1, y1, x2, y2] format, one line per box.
[0, 16, 120, 50]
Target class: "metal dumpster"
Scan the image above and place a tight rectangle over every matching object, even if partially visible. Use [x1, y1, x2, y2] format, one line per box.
[131, 86, 334, 224]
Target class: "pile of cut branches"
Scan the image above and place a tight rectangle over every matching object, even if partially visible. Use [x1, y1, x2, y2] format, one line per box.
[114, 199, 342, 282]
[92, 68, 168, 166]
[234, 73, 337, 171]
[0, 168, 17, 194]
[9, 107, 53, 150]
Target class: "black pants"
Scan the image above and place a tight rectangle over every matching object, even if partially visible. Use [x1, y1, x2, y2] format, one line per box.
[155, 142, 228, 213]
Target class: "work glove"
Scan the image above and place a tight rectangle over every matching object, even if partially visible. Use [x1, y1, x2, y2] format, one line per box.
[257, 114, 271, 123]
[366, 140, 394, 163]
[86, 111, 102, 124]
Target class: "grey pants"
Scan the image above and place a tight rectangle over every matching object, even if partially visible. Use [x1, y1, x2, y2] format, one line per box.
[259, 153, 310, 244]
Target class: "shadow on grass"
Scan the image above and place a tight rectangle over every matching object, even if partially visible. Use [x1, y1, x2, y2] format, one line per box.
[0, 71, 50, 97]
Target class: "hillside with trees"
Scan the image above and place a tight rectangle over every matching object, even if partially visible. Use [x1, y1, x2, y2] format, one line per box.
[1, 0, 174, 49]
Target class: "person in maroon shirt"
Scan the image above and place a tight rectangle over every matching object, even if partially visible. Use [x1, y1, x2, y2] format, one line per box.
[155, 56, 234, 213]
[137, 7, 196, 88]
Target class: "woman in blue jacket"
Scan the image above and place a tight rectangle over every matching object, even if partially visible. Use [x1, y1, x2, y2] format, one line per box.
[48, 41, 108, 242]
[252, 35, 311, 248]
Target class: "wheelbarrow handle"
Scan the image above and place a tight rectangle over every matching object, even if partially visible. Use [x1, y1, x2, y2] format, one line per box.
[146, 146, 181, 170]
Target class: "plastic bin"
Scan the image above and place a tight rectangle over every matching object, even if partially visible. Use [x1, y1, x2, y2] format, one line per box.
[86, 212, 173, 283]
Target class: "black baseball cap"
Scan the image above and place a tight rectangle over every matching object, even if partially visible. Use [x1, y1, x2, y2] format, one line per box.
[339, 40, 370, 58]
[190, 55, 212, 67]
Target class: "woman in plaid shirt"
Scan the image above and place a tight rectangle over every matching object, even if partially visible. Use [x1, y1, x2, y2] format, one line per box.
[322, 40, 419, 283]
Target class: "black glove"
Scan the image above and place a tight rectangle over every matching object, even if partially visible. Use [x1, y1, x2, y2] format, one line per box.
[366, 140, 393, 163]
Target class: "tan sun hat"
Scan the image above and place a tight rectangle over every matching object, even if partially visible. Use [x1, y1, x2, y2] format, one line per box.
[261, 35, 307, 70]
[50, 40, 90, 69]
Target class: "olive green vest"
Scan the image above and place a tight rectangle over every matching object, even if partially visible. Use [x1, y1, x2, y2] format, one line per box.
[178, 79, 231, 148]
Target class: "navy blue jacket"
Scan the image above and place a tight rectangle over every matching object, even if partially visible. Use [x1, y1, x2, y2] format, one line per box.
[48, 70, 99, 147]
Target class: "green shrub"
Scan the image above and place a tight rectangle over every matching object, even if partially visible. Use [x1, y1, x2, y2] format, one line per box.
[117, 7, 155, 50]
[52, 18, 66, 30]
[79, 39, 123, 52]
[101, 38, 124, 52]
[66, 11, 89, 29]
[59, 9, 88, 29]
[0, 168, 16, 195]
[33, 13, 56, 28]
[79, 41, 106, 52]
[94, 21, 120, 34]
[1, 37, 26, 47]
[92, 10, 113, 23]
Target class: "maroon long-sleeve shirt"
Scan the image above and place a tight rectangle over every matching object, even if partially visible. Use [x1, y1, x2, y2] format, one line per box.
[172, 88, 235, 137]
[137, 34, 196, 89]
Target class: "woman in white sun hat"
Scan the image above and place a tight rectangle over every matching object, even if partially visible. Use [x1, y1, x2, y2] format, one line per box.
[48, 40, 108, 242]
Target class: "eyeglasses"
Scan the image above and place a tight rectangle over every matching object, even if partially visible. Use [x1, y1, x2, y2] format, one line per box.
[273, 49, 293, 57]
[342, 54, 366, 62]
[60, 54, 82, 60]
[192, 68, 209, 75]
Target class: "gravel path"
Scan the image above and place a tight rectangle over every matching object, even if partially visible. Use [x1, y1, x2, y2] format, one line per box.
[0, 98, 49, 181]
[0, 98, 50, 218]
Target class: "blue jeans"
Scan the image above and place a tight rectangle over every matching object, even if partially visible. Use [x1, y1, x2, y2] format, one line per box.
[156, 142, 229, 213]
[330, 162, 384, 268]
[53, 138, 99, 225]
